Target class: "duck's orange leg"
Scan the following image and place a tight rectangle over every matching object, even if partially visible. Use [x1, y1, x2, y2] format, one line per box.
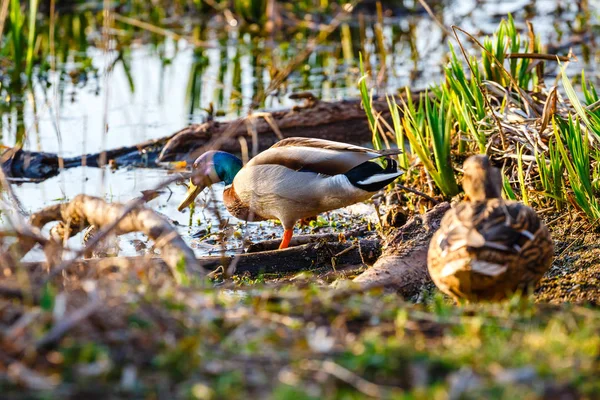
[279, 228, 294, 250]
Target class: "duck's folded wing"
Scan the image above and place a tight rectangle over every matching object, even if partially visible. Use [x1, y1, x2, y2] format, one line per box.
[271, 137, 402, 155]
[248, 137, 402, 175]
[441, 201, 542, 254]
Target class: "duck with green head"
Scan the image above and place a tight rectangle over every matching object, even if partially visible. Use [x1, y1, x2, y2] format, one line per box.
[178, 137, 403, 249]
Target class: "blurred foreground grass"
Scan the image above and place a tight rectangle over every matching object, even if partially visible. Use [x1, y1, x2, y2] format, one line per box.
[1, 269, 599, 399]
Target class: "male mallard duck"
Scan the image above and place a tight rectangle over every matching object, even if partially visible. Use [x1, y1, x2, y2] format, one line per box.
[178, 137, 403, 249]
[427, 155, 553, 301]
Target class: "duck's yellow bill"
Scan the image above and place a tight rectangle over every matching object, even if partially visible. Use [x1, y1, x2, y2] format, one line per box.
[177, 179, 202, 212]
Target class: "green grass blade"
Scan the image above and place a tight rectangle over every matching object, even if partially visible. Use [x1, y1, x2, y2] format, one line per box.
[358, 53, 383, 150]
[26, 0, 39, 79]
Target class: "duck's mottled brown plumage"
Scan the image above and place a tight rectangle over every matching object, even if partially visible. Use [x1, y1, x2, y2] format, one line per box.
[427, 155, 554, 301]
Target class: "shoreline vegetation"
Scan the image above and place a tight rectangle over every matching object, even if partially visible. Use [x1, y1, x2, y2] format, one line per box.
[1, 1, 599, 398]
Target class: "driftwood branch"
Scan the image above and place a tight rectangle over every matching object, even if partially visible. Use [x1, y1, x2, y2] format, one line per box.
[353, 202, 450, 297]
[17, 194, 202, 282]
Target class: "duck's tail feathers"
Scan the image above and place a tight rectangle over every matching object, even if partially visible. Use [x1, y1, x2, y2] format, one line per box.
[344, 158, 403, 192]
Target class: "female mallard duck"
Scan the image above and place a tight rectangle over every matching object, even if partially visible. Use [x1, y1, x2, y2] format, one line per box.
[178, 137, 403, 249]
[427, 155, 553, 302]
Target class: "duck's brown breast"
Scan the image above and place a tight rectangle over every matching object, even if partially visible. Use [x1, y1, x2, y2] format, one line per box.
[223, 184, 268, 222]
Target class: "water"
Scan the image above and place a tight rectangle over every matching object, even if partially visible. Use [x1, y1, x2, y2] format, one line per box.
[2, 0, 596, 257]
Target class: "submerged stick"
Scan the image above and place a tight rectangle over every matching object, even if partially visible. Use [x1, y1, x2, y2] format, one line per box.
[0, 135, 170, 181]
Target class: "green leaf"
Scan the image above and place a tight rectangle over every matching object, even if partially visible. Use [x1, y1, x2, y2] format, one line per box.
[40, 283, 55, 311]
[175, 256, 190, 286]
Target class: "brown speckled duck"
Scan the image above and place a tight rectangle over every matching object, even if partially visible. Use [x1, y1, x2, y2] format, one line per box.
[427, 155, 554, 301]
[178, 138, 403, 249]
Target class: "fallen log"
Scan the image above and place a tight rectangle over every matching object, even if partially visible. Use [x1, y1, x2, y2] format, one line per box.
[352, 202, 451, 297]
[1, 92, 425, 181]
[0, 147, 76, 181]
[48, 239, 380, 277]
[157, 97, 396, 162]
[1, 136, 170, 181]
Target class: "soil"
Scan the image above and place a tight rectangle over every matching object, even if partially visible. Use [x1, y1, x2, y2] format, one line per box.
[536, 216, 600, 305]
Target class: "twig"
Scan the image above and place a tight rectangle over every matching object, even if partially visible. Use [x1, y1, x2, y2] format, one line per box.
[557, 219, 600, 259]
[506, 53, 572, 62]
[36, 297, 102, 350]
[416, 0, 452, 37]
[303, 359, 397, 398]
[41, 175, 189, 284]
[333, 244, 358, 258]
[246, 230, 365, 252]
[539, 86, 558, 134]
[396, 184, 440, 204]
[586, 98, 600, 113]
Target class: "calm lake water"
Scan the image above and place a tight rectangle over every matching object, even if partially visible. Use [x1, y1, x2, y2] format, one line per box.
[3, 0, 596, 258]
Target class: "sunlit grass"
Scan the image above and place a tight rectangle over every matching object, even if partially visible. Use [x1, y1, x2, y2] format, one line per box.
[516, 144, 529, 206]
[358, 53, 384, 151]
[353, 12, 600, 222]
[563, 66, 600, 137]
[424, 91, 460, 197]
[535, 141, 564, 209]
[481, 14, 540, 90]
[554, 116, 600, 220]
[4, 281, 599, 398]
